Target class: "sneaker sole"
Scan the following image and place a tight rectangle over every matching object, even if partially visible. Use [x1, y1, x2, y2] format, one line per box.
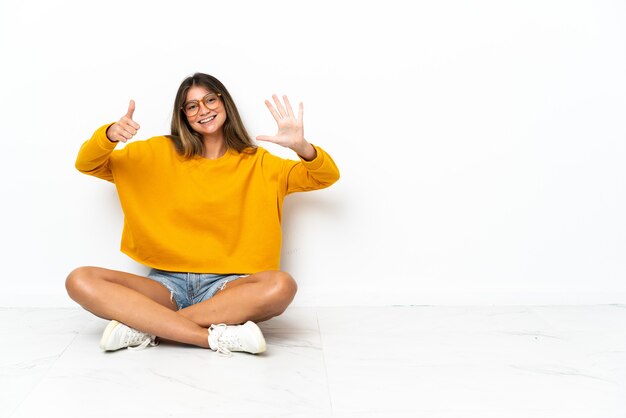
[244, 321, 267, 354]
[99, 320, 121, 351]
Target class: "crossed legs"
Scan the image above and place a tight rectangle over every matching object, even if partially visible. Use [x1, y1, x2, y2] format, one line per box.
[65, 266, 297, 348]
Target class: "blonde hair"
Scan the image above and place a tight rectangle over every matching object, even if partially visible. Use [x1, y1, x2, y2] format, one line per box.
[169, 73, 256, 159]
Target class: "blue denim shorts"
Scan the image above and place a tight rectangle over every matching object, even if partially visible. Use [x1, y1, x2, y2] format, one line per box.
[147, 269, 248, 310]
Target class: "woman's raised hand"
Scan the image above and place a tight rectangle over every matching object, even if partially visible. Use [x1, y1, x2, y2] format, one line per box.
[256, 95, 316, 160]
[106, 100, 141, 143]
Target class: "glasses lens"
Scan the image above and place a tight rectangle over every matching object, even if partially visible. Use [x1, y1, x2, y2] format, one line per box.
[183, 102, 199, 116]
[203, 94, 219, 109]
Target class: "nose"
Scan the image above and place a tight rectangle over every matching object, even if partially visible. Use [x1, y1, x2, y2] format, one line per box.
[197, 100, 211, 115]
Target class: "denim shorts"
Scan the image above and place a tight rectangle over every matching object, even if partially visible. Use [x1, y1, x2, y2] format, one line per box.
[147, 269, 248, 310]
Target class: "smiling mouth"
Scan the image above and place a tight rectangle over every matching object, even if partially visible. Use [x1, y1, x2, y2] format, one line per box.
[199, 115, 216, 124]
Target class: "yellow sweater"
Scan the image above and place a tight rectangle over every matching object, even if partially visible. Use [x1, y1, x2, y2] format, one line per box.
[75, 124, 340, 273]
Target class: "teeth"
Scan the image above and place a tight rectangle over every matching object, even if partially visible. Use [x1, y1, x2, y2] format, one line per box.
[199, 116, 216, 124]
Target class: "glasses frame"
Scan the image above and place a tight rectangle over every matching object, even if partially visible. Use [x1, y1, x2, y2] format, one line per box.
[181, 92, 222, 117]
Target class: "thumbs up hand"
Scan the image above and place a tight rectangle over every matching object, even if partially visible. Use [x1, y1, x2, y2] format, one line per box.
[106, 100, 141, 143]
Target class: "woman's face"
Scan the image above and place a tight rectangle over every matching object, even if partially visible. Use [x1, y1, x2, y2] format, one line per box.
[184, 85, 227, 137]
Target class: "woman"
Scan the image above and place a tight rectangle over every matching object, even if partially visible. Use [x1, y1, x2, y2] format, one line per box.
[66, 73, 339, 356]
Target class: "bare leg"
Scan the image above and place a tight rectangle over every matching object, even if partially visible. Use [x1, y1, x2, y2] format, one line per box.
[66, 266, 210, 347]
[65, 267, 298, 347]
[178, 270, 298, 327]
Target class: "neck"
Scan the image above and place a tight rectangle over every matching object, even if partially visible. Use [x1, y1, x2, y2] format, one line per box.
[202, 133, 227, 159]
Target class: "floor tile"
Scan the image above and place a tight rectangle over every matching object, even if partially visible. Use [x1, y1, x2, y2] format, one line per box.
[3, 306, 626, 417]
[317, 306, 626, 418]
[0, 309, 89, 417]
[10, 308, 332, 418]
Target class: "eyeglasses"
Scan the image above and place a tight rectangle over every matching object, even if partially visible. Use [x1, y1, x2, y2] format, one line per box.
[181, 92, 222, 117]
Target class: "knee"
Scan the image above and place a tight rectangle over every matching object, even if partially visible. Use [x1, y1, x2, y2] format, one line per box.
[65, 266, 98, 300]
[267, 271, 298, 307]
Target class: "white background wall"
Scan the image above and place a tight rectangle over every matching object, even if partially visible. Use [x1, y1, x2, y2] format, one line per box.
[0, 0, 624, 307]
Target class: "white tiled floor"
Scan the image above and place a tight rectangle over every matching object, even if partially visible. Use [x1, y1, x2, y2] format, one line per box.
[2, 306, 625, 417]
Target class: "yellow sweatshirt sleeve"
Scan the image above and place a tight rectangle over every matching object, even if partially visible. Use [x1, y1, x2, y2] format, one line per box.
[282, 145, 340, 195]
[75, 123, 118, 182]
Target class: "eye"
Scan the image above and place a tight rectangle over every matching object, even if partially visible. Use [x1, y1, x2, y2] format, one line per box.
[185, 102, 198, 112]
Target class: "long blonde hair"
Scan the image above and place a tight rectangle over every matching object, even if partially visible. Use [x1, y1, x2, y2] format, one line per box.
[169, 73, 256, 159]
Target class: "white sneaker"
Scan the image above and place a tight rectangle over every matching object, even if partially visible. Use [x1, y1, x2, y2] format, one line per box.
[208, 321, 266, 356]
[99, 320, 158, 351]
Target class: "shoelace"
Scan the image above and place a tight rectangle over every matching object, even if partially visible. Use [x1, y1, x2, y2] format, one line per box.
[209, 324, 242, 357]
[125, 329, 159, 351]
[128, 337, 158, 351]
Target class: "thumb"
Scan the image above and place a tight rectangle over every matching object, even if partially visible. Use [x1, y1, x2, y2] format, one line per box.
[126, 99, 136, 119]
